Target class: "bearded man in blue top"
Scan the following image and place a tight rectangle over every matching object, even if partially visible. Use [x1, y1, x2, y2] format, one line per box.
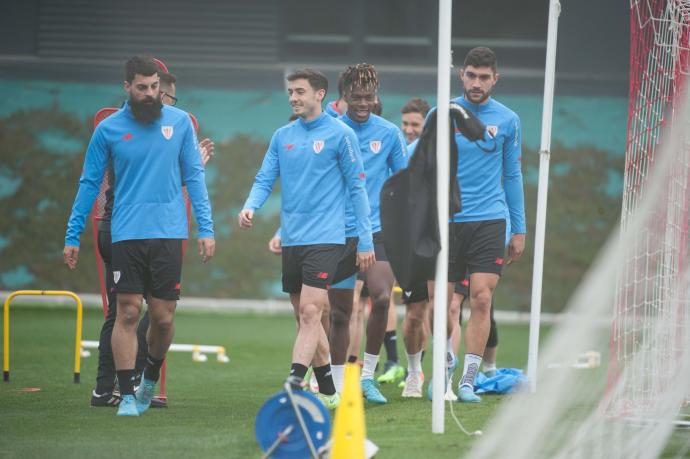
[429, 47, 527, 403]
[239, 69, 375, 410]
[63, 55, 215, 416]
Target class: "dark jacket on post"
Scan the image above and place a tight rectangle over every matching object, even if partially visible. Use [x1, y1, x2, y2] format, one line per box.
[380, 104, 485, 290]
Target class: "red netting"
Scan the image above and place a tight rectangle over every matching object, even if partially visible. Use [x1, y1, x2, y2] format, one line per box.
[91, 108, 118, 221]
[607, 0, 690, 416]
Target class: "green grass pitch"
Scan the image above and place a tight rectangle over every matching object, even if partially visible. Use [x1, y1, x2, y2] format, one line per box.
[3, 305, 684, 458]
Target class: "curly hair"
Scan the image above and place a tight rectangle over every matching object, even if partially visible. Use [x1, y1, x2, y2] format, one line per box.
[340, 63, 379, 95]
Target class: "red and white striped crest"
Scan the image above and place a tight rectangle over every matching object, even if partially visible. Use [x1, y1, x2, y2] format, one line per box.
[161, 125, 174, 140]
[313, 140, 325, 154]
[370, 140, 382, 153]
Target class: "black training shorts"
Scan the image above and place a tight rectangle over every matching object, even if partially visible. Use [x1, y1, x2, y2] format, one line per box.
[331, 237, 359, 284]
[454, 276, 470, 297]
[282, 244, 343, 293]
[111, 239, 183, 301]
[448, 219, 506, 282]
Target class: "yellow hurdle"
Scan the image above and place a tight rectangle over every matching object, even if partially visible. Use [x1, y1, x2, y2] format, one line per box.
[3, 290, 83, 383]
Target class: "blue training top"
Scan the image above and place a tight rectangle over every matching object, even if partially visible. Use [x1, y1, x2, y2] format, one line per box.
[407, 138, 419, 157]
[243, 112, 373, 251]
[447, 96, 526, 234]
[324, 100, 343, 118]
[339, 113, 408, 234]
[273, 102, 357, 242]
[65, 102, 214, 246]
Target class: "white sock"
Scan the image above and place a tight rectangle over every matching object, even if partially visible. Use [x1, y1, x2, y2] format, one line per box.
[459, 353, 482, 390]
[407, 351, 423, 375]
[361, 352, 379, 380]
[331, 364, 345, 393]
[484, 362, 497, 372]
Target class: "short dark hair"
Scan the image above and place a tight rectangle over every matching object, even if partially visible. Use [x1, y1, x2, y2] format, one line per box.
[159, 72, 177, 90]
[125, 55, 160, 83]
[286, 68, 328, 95]
[337, 72, 346, 98]
[463, 47, 498, 73]
[401, 97, 430, 117]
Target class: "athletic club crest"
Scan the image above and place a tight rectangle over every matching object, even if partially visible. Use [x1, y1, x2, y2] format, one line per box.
[369, 140, 382, 153]
[487, 125, 499, 138]
[113, 271, 121, 284]
[313, 140, 325, 154]
[161, 125, 174, 140]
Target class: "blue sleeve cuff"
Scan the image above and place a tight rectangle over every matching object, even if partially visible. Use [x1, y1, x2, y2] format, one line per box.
[64, 237, 80, 247]
[357, 238, 374, 252]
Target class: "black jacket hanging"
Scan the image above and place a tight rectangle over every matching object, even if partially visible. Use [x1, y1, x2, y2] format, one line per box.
[379, 103, 486, 290]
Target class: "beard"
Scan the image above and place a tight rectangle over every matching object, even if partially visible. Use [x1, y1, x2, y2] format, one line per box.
[465, 89, 491, 105]
[129, 94, 162, 124]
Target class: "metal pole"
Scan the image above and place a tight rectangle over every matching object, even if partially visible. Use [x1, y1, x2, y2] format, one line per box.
[527, 0, 561, 393]
[432, 0, 453, 434]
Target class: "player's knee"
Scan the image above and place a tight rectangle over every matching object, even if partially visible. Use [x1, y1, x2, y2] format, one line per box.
[331, 307, 350, 328]
[470, 290, 492, 315]
[117, 304, 140, 326]
[370, 290, 391, 312]
[299, 303, 321, 326]
[406, 304, 426, 327]
[449, 297, 462, 316]
[151, 314, 174, 332]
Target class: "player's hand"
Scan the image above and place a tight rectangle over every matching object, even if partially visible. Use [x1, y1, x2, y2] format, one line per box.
[198, 237, 215, 263]
[508, 234, 525, 263]
[199, 138, 215, 166]
[268, 235, 282, 254]
[238, 209, 254, 229]
[356, 250, 376, 272]
[63, 245, 80, 270]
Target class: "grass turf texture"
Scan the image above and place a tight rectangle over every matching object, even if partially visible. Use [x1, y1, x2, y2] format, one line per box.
[0, 305, 684, 458]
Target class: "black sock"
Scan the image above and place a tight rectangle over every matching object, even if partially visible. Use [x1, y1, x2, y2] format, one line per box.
[290, 363, 308, 380]
[95, 381, 114, 395]
[347, 355, 358, 363]
[313, 364, 336, 396]
[116, 369, 136, 396]
[143, 355, 165, 382]
[383, 330, 399, 363]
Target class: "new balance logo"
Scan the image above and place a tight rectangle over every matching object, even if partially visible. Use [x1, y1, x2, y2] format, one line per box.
[122, 133, 133, 141]
[286, 143, 295, 150]
[317, 272, 328, 280]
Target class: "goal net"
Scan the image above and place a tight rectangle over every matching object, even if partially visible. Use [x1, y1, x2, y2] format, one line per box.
[466, 2, 690, 458]
[609, 0, 690, 422]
